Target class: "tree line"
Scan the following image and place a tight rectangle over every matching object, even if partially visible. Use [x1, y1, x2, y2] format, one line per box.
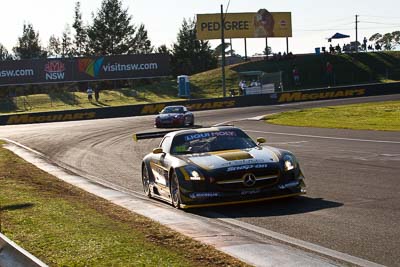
[0, 0, 217, 76]
[369, 31, 400, 51]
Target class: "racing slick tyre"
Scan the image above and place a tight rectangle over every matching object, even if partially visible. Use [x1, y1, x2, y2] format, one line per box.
[189, 117, 194, 127]
[142, 164, 152, 197]
[170, 171, 182, 208]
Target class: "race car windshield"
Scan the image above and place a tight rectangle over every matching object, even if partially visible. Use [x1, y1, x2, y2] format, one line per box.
[161, 107, 184, 114]
[171, 129, 257, 154]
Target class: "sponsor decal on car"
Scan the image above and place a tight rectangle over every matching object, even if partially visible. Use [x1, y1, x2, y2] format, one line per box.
[278, 89, 366, 103]
[189, 192, 221, 199]
[278, 181, 300, 189]
[6, 112, 96, 125]
[241, 189, 261, 195]
[227, 163, 269, 172]
[184, 131, 237, 141]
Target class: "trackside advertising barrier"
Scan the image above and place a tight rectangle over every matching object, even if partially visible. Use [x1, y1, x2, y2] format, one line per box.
[0, 82, 399, 125]
[0, 54, 170, 86]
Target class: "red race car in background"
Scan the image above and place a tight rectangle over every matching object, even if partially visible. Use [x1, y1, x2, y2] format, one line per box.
[155, 105, 194, 128]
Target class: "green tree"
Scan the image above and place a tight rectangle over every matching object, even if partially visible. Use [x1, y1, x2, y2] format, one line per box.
[61, 25, 74, 57]
[369, 31, 400, 50]
[72, 1, 88, 56]
[213, 43, 231, 57]
[47, 35, 61, 57]
[263, 46, 272, 56]
[393, 31, 400, 46]
[369, 33, 382, 43]
[129, 24, 153, 54]
[171, 18, 217, 76]
[380, 33, 395, 50]
[156, 44, 170, 55]
[13, 23, 46, 59]
[87, 0, 136, 55]
[0, 43, 12, 60]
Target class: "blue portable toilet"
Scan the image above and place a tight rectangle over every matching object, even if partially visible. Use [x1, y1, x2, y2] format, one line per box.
[177, 75, 190, 97]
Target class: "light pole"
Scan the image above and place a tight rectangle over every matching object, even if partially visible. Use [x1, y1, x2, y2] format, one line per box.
[220, 4, 226, 97]
[355, 15, 359, 53]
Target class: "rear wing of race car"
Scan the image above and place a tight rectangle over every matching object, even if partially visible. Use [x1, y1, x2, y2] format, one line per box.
[133, 124, 234, 142]
[133, 129, 174, 141]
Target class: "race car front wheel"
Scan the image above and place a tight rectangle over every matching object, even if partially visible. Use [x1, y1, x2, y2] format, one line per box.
[142, 164, 152, 197]
[170, 172, 181, 208]
[184, 116, 191, 127]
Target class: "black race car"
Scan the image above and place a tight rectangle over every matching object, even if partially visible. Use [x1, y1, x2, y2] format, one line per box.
[135, 126, 306, 209]
[155, 105, 194, 128]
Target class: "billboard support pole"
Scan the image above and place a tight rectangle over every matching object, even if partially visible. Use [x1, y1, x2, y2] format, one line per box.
[244, 38, 247, 61]
[220, 4, 226, 98]
[286, 37, 289, 54]
[230, 38, 233, 56]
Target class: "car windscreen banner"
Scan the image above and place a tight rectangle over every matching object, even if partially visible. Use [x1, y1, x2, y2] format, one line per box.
[0, 53, 170, 86]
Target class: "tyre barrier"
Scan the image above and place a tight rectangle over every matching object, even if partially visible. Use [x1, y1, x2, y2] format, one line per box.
[0, 233, 47, 267]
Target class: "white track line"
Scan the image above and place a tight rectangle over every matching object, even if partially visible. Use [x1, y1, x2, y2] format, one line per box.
[206, 212, 385, 267]
[246, 129, 400, 144]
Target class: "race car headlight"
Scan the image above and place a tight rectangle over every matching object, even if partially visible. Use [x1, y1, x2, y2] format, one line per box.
[283, 154, 297, 171]
[183, 166, 205, 181]
[190, 170, 201, 180]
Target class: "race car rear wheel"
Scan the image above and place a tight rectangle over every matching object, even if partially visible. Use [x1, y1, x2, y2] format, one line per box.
[142, 164, 152, 197]
[170, 172, 181, 208]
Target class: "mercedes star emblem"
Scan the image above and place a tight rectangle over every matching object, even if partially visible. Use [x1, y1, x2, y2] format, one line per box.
[243, 173, 256, 187]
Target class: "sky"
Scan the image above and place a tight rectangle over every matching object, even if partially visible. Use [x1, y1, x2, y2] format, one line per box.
[1, 0, 399, 57]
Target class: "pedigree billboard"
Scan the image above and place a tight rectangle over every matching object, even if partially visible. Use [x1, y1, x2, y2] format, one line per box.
[196, 9, 292, 40]
[0, 54, 170, 86]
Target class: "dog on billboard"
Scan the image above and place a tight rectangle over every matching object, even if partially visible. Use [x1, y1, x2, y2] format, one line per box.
[254, 9, 275, 37]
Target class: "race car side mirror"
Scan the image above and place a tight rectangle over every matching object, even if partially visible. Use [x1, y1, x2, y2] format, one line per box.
[256, 137, 266, 144]
[152, 148, 164, 154]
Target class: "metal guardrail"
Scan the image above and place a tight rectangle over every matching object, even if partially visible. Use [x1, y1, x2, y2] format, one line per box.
[0, 233, 47, 267]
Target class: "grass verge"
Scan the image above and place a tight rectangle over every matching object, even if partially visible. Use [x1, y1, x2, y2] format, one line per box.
[0, 141, 249, 267]
[263, 101, 400, 131]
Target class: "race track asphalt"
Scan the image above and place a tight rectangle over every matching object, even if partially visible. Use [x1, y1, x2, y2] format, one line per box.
[1, 94, 399, 266]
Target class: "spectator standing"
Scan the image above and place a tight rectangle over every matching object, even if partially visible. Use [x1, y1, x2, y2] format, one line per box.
[362, 37, 367, 51]
[238, 80, 246, 95]
[335, 44, 341, 53]
[94, 86, 100, 102]
[329, 44, 335, 54]
[87, 86, 93, 101]
[326, 62, 334, 87]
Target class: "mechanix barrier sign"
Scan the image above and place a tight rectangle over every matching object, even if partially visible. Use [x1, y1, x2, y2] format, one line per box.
[0, 54, 170, 86]
[1, 82, 399, 125]
[196, 10, 292, 40]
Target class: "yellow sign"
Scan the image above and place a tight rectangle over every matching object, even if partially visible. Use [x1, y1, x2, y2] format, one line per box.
[278, 89, 366, 103]
[6, 112, 96, 124]
[196, 10, 292, 40]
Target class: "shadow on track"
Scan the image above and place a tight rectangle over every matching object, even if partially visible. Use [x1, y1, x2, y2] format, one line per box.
[191, 196, 343, 218]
